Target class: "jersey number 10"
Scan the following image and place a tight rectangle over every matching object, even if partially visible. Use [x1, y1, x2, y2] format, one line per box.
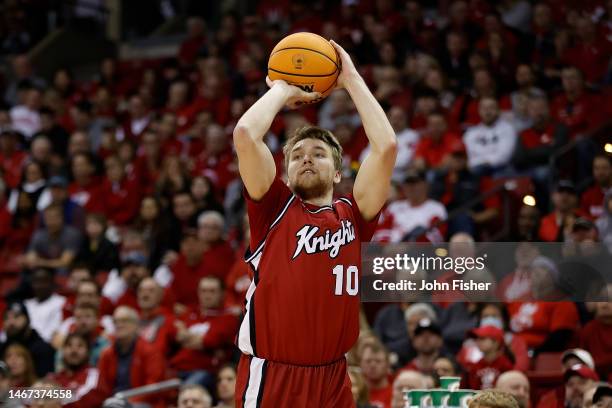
[332, 265, 359, 296]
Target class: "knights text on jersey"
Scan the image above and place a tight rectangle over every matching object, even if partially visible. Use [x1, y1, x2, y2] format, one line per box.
[237, 178, 379, 365]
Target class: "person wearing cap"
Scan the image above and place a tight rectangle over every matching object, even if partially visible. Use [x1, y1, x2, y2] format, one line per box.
[463, 97, 517, 178]
[23, 203, 82, 274]
[538, 180, 588, 242]
[580, 298, 612, 379]
[372, 168, 447, 242]
[36, 174, 86, 230]
[536, 364, 600, 408]
[400, 318, 449, 375]
[0, 302, 55, 377]
[535, 349, 596, 408]
[465, 325, 514, 390]
[566, 365, 600, 408]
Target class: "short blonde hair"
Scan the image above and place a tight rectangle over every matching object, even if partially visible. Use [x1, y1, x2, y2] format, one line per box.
[468, 390, 520, 408]
[283, 126, 343, 172]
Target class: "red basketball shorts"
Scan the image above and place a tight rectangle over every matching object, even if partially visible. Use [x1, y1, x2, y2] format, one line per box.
[235, 353, 355, 408]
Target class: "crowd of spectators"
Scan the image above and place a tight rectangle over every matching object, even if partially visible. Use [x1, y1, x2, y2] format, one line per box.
[0, 0, 611, 407]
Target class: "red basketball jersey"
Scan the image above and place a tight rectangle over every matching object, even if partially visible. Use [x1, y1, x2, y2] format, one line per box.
[237, 177, 379, 365]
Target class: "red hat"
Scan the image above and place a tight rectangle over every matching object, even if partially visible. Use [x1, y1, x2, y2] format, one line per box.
[564, 364, 599, 382]
[469, 325, 504, 343]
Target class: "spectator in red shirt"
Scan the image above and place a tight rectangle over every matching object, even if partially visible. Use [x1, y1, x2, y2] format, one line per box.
[156, 112, 185, 157]
[117, 94, 152, 142]
[581, 154, 612, 220]
[48, 333, 105, 408]
[550, 66, 604, 138]
[0, 129, 27, 189]
[508, 291, 580, 351]
[154, 230, 207, 311]
[193, 124, 237, 196]
[580, 296, 612, 381]
[457, 303, 529, 372]
[464, 325, 513, 390]
[538, 365, 599, 408]
[360, 341, 392, 408]
[68, 152, 104, 213]
[178, 17, 206, 66]
[566, 17, 610, 84]
[513, 94, 569, 210]
[135, 131, 163, 194]
[539, 181, 585, 242]
[185, 75, 231, 127]
[137, 277, 178, 358]
[413, 112, 462, 171]
[97, 306, 165, 405]
[100, 155, 141, 226]
[536, 350, 597, 408]
[171, 276, 238, 390]
[197, 211, 235, 280]
[166, 191, 200, 249]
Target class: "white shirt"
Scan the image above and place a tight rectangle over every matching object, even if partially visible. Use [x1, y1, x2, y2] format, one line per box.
[24, 293, 66, 342]
[373, 199, 447, 243]
[10, 105, 41, 139]
[360, 127, 420, 182]
[463, 119, 517, 169]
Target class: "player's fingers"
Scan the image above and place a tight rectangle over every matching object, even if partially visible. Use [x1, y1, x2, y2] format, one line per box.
[265, 76, 274, 88]
[329, 40, 348, 57]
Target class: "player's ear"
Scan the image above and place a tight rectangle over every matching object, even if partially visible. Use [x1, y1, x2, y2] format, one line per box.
[333, 170, 341, 184]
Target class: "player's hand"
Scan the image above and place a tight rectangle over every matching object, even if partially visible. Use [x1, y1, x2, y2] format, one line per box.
[329, 40, 360, 89]
[266, 76, 322, 109]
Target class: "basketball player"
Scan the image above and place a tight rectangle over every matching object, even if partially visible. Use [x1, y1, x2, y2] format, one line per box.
[233, 40, 397, 407]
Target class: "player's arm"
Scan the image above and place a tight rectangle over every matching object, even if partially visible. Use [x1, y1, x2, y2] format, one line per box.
[331, 40, 398, 220]
[233, 80, 321, 200]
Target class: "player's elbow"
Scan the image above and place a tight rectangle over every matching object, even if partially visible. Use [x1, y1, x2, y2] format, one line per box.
[381, 138, 398, 161]
[233, 124, 254, 152]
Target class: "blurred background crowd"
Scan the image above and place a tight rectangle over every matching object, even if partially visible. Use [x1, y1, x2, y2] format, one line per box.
[0, 0, 611, 407]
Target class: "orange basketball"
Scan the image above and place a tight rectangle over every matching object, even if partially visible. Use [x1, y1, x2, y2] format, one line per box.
[268, 32, 340, 100]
